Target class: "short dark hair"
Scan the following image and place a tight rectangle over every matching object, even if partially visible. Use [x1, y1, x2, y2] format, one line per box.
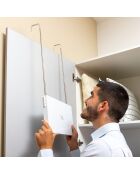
[96, 81, 129, 122]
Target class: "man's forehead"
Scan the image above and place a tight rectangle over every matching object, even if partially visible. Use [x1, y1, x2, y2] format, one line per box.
[93, 86, 100, 93]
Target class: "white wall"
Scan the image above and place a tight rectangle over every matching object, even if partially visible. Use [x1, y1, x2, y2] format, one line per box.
[0, 17, 97, 63]
[97, 17, 140, 56]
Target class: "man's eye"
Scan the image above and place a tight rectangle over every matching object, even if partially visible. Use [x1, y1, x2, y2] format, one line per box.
[90, 91, 93, 96]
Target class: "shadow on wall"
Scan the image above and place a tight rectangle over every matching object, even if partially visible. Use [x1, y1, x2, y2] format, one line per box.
[20, 115, 71, 157]
[53, 134, 71, 157]
[21, 114, 43, 157]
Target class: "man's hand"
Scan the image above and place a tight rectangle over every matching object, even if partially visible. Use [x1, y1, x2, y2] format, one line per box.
[66, 125, 79, 151]
[35, 120, 56, 150]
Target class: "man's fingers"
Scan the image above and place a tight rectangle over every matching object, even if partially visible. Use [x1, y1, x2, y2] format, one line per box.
[66, 135, 71, 141]
[35, 132, 39, 138]
[42, 120, 52, 130]
[71, 125, 77, 133]
[41, 125, 47, 132]
[38, 129, 44, 134]
[53, 133, 57, 139]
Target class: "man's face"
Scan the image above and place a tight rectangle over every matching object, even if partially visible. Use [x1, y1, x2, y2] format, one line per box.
[81, 86, 101, 122]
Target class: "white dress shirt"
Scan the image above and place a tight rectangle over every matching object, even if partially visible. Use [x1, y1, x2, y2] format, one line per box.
[38, 123, 133, 157]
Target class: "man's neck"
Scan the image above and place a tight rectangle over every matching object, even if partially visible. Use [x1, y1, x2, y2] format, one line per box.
[91, 116, 115, 130]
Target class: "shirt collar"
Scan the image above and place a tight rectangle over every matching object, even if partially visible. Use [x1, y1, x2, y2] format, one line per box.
[91, 122, 120, 140]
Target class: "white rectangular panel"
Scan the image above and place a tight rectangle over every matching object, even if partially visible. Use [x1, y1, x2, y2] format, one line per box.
[44, 95, 73, 135]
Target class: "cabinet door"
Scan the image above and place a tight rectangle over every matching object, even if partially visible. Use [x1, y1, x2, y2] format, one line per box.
[58, 56, 76, 124]
[53, 56, 76, 157]
[5, 28, 44, 156]
[44, 49, 76, 156]
[4, 28, 76, 157]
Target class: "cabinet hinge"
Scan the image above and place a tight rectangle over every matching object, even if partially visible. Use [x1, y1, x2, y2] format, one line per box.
[72, 73, 81, 83]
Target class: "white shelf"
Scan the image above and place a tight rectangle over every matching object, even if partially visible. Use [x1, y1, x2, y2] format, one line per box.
[119, 120, 140, 129]
[76, 46, 140, 156]
[76, 46, 140, 80]
[79, 120, 140, 130]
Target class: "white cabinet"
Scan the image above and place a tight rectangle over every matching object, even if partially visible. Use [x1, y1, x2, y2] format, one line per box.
[4, 28, 76, 157]
[4, 28, 140, 156]
[75, 46, 140, 156]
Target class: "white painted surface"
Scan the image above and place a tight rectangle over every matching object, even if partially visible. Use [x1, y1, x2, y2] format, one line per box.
[77, 46, 140, 80]
[5, 28, 76, 156]
[97, 17, 140, 56]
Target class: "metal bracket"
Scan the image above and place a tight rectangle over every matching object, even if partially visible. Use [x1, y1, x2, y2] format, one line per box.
[72, 73, 81, 83]
[53, 43, 68, 104]
[31, 23, 47, 97]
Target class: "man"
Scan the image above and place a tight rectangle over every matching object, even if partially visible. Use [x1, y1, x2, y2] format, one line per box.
[35, 80, 133, 157]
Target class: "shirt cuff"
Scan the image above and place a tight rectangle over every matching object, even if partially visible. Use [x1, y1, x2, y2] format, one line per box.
[70, 148, 80, 157]
[38, 149, 54, 157]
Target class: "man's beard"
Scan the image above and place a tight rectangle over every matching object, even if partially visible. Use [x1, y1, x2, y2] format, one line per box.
[81, 105, 99, 122]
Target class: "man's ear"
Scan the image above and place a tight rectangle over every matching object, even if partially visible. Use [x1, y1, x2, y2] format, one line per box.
[98, 101, 109, 112]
